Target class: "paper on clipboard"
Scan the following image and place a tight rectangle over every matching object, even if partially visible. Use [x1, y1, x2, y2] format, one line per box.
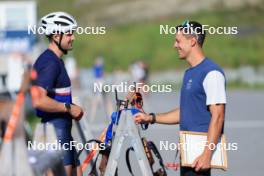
[179, 131, 228, 170]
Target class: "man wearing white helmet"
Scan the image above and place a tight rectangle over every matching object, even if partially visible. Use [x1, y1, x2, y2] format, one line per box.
[40, 11, 78, 54]
[33, 12, 83, 176]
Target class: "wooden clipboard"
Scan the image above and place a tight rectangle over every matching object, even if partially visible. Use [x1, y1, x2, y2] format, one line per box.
[179, 131, 228, 170]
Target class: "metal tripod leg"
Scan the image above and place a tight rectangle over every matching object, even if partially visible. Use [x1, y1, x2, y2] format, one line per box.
[104, 110, 153, 176]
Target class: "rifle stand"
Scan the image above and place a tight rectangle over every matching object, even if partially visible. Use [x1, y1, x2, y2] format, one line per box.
[104, 110, 153, 176]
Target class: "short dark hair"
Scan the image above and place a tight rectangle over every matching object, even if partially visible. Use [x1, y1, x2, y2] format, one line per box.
[176, 21, 206, 47]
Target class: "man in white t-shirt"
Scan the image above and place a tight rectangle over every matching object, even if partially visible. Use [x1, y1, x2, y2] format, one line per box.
[134, 21, 226, 176]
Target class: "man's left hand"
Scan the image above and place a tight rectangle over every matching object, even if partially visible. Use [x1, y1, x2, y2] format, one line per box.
[191, 151, 212, 172]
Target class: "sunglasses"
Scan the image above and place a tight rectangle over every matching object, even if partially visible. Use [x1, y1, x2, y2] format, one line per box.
[181, 20, 190, 28]
[180, 20, 200, 39]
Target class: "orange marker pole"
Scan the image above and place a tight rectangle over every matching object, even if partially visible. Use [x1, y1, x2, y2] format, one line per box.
[3, 92, 25, 143]
[81, 128, 107, 172]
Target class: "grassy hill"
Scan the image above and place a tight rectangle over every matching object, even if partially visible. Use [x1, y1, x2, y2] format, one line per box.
[37, 1, 264, 71]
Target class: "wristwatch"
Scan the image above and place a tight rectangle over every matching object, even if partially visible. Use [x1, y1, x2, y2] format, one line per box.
[64, 103, 71, 112]
[149, 113, 156, 124]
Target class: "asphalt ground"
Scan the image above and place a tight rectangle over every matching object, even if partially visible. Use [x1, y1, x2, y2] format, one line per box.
[74, 89, 264, 176]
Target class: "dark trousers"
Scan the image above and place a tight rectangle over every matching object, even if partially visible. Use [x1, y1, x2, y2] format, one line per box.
[181, 167, 211, 176]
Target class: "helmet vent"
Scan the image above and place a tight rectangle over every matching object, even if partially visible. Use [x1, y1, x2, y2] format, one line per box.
[41, 20, 47, 24]
[54, 21, 69, 26]
[46, 14, 55, 18]
[59, 15, 74, 23]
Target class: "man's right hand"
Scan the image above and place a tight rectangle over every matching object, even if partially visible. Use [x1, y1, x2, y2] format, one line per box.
[134, 112, 153, 124]
[69, 104, 83, 121]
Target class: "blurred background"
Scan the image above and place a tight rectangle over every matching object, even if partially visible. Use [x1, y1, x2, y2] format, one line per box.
[0, 0, 263, 176]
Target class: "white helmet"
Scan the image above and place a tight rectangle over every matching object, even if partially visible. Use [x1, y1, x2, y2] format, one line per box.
[40, 12, 77, 36]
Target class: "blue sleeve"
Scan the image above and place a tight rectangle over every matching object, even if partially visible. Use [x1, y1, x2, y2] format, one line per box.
[35, 60, 60, 91]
